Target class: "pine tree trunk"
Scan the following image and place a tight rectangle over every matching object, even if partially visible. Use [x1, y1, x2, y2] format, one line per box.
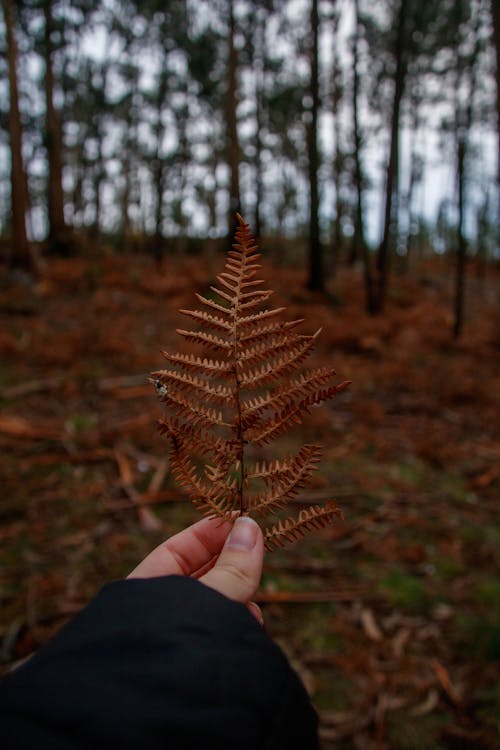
[453, 137, 467, 338]
[452, 4, 479, 339]
[2, 0, 31, 270]
[307, 0, 324, 291]
[352, 0, 376, 313]
[330, 3, 342, 272]
[43, 0, 66, 250]
[253, 8, 266, 241]
[404, 87, 422, 270]
[374, 0, 408, 313]
[490, 0, 500, 232]
[92, 140, 104, 240]
[153, 69, 168, 248]
[226, 0, 241, 242]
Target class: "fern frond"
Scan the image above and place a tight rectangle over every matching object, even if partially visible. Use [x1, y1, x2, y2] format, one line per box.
[209, 285, 235, 304]
[240, 289, 274, 306]
[239, 319, 304, 346]
[248, 445, 322, 516]
[176, 329, 232, 351]
[158, 417, 237, 460]
[247, 444, 322, 481]
[152, 370, 234, 404]
[179, 308, 232, 331]
[162, 387, 230, 427]
[239, 333, 319, 389]
[194, 293, 231, 316]
[264, 503, 343, 551]
[246, 380, 351, 444]
[237, 333, 306, 367]
[240, 367, 337, 422]
[161, 351, 232, 375]
[153, 213, 350, 549]
[169, 443, 235, 520]
[236, 306, 287, 329]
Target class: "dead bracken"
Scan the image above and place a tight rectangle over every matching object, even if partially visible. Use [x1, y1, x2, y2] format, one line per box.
[152, 214, 351, 550]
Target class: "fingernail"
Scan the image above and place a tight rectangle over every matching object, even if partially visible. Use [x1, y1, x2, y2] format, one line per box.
[227, 517, 259, 551]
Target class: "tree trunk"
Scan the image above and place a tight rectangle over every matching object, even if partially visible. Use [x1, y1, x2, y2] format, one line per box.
[91, 139, 104, 240]
[253, 6, 266, 241]
[43, 0, 67, 250]
[374, 0, 408, 313]
[226, 0, 241, 243]
[352, 0, 376, 313]
[452, 2, 479, 339]
[330, 3, 342, 272]
[490, 0, 500, 232]
[2, 0, 32, 270]
[307, 0, 324, 291]
[454, 137, 467, 338]
[153, 68, 168, 253]
[403, 85, 422, 270]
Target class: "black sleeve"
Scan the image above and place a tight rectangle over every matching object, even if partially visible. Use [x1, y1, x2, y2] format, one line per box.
[0, 576, 318, 750]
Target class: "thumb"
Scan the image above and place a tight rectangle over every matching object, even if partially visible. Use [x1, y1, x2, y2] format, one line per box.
[200, 516, 264, 603]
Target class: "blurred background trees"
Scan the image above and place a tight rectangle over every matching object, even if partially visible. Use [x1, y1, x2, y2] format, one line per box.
[1, 0, 498, 328]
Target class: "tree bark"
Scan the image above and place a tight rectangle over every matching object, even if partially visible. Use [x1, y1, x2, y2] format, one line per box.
[2, 0, 32, 270]
[490, 0, 500, 231]
[307, 0, 324, 291]
[452, 2, 479, 339]
[43, 0, 67, 250]
[226, 0, 241, 243]
[453, 137, 467, 338]
[352, 0, 376, 313]
[331, 3, 343, 272]
[153, 67, 169, 248]
[374, 0, 408, 313]
[253, 6, 266, 241]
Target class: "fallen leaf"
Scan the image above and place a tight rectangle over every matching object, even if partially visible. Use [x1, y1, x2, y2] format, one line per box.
[360, 608, 383, 641]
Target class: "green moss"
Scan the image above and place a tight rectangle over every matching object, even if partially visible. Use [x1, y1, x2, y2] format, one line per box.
[380, 569, 428, 612]
[387, 456, 428, 490]
[64, 412, 99, 434]
[433, 555, 466, 581]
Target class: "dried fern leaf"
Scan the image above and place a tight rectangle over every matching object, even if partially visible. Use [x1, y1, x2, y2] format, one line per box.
[158, 417, 237, 460]
[179, 308, 232, 331]
[264, 503, 343, 551]
[152, 370, 234, 404]
[176, 329, 233, 351]
[239, 319, 305, 346]
[152, 214, 351, 549]
[161, 351, 233, 375]
[248, 446, 323, 517]
[247, 444, 322, 481]
[239, 334, 319, 389]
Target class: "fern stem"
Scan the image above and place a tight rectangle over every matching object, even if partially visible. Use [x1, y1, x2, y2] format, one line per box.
[231, 223, 247, 515]
[233, 363, 246, 515]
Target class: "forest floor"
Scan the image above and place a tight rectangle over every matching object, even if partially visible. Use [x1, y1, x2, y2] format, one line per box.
[1, 249, 499, 749]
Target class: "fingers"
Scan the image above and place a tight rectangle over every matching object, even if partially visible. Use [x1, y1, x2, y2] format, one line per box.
[200, 517, 264, 604]
[247, 601, 264, 626]
[127, 515, 266, 625]
[127, 516, 232, 579]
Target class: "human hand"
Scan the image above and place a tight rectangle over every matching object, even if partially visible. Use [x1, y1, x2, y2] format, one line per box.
[128, 516, 264, 624]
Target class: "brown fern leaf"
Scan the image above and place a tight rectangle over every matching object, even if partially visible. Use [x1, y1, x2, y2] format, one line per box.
[264, 503, 343, 551]
[153, 214, 351, 550]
